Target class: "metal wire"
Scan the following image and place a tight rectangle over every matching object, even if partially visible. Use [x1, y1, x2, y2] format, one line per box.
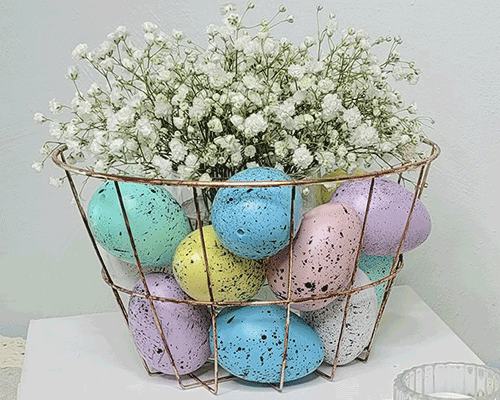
[52, 139, 440, 394]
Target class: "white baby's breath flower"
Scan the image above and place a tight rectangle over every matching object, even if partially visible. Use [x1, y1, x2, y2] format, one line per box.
[109, 138, 124, 155]
[288, 64, 305, 80]
[33, 113, 47, 124]
[142, 21, 158, 32]
[31, 161, 43, 172]
[66, 66, 79, 80]
[173, 116, 185, 130]
[244, 145, 256, 158]
[243, 113, 268, 138]
[392, 65, 405, 81]
[302, 36, 315, 48]
[49, 99, 63, 115]
[49, 176, 64, 188]
[352, 124, 379, 147]
[246, 161, 259, 169]
[292, 146, 313, 169]
[343, 106, 362, 128]
[71, 43, 88, 60]
[169, 138, 188, 162]
[172, 29, 184, 41]
[274, 141, 288, 158]
[108, 26, 129, 42]
[199, 173, 212, 181]
[317, 151, 336, 168]
[208, 117, 223, 133]
[230, 114, 244, 130]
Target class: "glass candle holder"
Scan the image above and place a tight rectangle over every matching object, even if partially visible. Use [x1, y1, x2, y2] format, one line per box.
[393, 362, 500, 399]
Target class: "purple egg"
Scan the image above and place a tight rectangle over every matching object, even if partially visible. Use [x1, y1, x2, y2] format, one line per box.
[331, 178, 431, 256]
[128, 273, 211, 375]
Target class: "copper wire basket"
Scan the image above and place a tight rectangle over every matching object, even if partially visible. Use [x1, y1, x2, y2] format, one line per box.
[52, 138, 440, 394]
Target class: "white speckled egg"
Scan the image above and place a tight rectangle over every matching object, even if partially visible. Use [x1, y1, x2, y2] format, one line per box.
[211, 167, 303, 259]
[301, 269, 378, 366]
[128, 273, 211, 375]
[266, 202, 362, 311]
[210, 305, 324, 383]
[88, 181, 191, 267]
[173, 225, 265, 302]
[331, 178, 431, 255]
[103, 253, 170, 290]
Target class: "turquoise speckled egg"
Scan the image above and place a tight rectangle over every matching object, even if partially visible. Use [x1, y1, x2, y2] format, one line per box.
[210, 305, 323, 383]
[357, 254, 394, 304]
[211, 167, 303, 259]
[87, 181, 191, 267]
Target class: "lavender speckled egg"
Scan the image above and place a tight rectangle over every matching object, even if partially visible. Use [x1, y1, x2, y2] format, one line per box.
[173, 225, 265, 302]
[301, 269, 378, 366]
[87, 181, 191, 267]
[211, 167, 303, 259]
[330, 178, 431, 255]
[210, 305, 324, 383]
[128, 273, 211, 375]
[266, 202, 362, 311]
[358, 254, 394, 304]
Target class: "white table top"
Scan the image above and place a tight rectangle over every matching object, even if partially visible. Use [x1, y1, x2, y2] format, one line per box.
[18, 285, 482, 400]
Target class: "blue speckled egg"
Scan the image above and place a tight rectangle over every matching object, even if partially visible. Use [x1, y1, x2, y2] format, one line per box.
[88, 181, 191, 267]
[358, 254, 394, 304]
[211, 167, 303, 259]
[128, 273, 211, 375]
[301, 270, 378, 366]
[210, 305, 324, 383]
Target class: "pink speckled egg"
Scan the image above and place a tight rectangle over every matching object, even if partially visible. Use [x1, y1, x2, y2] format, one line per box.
[331, 178, 431, 256]
[266, 202, 362, 311]
[128, 273, 211, 375]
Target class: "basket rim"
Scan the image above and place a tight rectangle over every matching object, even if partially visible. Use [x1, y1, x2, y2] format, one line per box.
[51, 138, 440, 188]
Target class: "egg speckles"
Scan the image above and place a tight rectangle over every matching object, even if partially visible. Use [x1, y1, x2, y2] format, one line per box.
[211, 305, 324, 383]
[211, 167, 303, 259]
[87, 181, 191, 267]
[301, 269, 378, 366]
[266, 202, 362, 311]
[128, 273, 211, 375]
[330, 178, 431, 255]
[173, 225, 265, 302]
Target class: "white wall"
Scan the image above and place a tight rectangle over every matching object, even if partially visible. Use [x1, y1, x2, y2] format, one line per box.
[1, 0, 499, 367]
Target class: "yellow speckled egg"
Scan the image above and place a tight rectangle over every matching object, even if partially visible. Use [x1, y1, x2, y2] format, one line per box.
[173, 225, 265, 302]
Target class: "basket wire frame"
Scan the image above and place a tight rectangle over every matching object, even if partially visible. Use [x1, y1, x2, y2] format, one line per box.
[53, 139, 440, 394]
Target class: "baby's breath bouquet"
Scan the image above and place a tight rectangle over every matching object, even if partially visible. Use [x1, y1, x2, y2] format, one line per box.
[34, 3, 431, 193]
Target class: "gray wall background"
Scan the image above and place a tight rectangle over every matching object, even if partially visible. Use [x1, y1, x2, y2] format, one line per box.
[1, 0, 499, 367]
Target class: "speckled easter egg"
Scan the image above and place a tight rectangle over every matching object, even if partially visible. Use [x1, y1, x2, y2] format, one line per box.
[128, 273, 211, 375]
[103, 253, 171, 290]
[266, 202, 362, 311]
[173, 225, 265, 302]
[330, 178, 431, 255]
[87, 181, 191, 267]
[301, 269, 378, 366]
[316, 168, 366, 204]
[211, 167, 303, 259]
[358, 254, 394, 304]
[210, 305, 324, 383]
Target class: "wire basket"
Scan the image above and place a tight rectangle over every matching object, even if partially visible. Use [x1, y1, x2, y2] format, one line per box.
[51, 138, 440, 394]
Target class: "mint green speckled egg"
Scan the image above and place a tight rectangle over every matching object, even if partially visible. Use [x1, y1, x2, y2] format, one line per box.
[87, 181, 191, 267]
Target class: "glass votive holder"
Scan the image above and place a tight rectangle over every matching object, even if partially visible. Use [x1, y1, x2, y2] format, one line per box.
[393, 362, 500, 399]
